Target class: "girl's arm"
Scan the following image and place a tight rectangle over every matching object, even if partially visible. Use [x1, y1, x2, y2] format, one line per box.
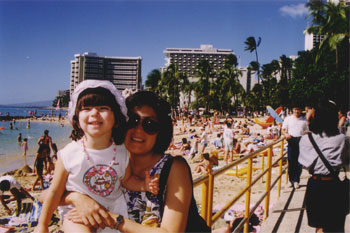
[121, 163, 159, 194]
[34, 158, 68, 233]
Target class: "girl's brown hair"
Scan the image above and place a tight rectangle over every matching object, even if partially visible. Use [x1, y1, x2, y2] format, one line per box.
[70, 87, 126, 145]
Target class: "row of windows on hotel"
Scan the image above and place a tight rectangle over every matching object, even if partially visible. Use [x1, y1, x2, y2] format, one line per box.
[70, 80, 137, 87]
[169, 54, 226, 58]
[71, 69, 138, 75]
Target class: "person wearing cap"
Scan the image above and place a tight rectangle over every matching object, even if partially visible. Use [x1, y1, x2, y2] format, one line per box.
[34, 80, 159, 233]
[282, 105, 309, 189]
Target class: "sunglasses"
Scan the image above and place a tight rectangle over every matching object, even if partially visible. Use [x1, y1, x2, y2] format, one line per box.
[127, 113, 160, 135]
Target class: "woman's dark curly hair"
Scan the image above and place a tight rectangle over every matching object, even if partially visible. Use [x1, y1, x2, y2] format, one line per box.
[70, 87, 126, 145]
[126, 91, 173, 154]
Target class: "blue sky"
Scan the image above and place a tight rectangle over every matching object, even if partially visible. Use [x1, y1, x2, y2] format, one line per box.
[0, 0, 310, 105]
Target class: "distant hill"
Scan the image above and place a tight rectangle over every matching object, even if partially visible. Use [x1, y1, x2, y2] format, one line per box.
[0, 100, 53, 108]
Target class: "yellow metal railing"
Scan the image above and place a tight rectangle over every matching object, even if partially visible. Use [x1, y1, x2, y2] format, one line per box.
[193, 137, 288, 233]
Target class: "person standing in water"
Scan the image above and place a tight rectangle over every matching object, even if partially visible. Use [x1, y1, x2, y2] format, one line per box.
[22, 138, 28, 165]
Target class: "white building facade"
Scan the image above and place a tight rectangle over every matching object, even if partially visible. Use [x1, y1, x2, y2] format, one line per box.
[163, 44, 233, 79]
[162, 44, 258, 92]
[162, 45, 260, 107]
[70, 52, 142, 96]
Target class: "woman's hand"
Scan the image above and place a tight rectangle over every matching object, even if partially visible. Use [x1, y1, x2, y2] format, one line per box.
[145, 171, 159, 195]
[64, 192, 114, 229]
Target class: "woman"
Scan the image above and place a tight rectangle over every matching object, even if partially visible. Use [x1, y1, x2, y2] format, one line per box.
[63, 91, 206, 232]
[299, 101, 347, 233]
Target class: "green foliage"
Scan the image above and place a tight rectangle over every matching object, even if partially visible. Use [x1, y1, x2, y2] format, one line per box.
[142, 1, 348, 112]
[145, 69, 161, 93]
[52, 93, 69, 108]
[289, 42, 349, 109]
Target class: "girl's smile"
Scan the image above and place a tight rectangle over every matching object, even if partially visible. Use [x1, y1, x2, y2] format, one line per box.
[78, 105, 115, 140]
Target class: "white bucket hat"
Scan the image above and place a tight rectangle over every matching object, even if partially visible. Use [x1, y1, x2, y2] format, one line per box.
[68, 80, 128, 124]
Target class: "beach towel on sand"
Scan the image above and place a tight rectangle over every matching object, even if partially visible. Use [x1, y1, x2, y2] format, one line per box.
[0, 200, 59, 232]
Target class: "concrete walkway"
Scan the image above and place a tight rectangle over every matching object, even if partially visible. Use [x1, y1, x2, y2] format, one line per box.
[260, 170, 350, 233]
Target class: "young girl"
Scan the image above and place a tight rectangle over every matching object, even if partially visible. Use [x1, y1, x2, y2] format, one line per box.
[22, 138, 28, 165]
[34, 80, 158, 233]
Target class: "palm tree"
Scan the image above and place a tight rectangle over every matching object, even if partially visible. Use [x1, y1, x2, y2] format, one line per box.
[249, 61, 260, 88]
[279, 55, 293, 82]
[270, 59, 280, 78]
[213, 70, 228, 112]
[145, 69, 161, 93]
[162, 63, 188, 113]
[224, 54, 238, 68]
[260, 61, 280, 105]
[184, 81, 194, 110]
[306, 1, 349, 72]
[251, 83, 263, 110]
[195, 59, 214, 113]
[244, 36, 262, 83]
[217, 54, 244, 111]
[278, 55, 293, 107]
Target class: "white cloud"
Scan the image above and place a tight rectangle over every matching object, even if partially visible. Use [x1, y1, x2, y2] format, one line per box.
[280, 3, 309, 18]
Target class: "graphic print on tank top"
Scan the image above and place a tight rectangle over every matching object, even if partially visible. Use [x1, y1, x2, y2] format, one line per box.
[83, 164, 118, 197]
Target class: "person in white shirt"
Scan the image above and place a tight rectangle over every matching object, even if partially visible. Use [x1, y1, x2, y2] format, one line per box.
[223, 122, 234, 164]
[0, 175, 34, 215]
[282, 105, 309, 189]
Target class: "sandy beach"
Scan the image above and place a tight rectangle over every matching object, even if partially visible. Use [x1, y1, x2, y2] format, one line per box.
[0, 116, 289, 231]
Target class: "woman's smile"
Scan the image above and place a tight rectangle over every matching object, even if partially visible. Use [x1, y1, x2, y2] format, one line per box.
[131, 136, 144, 142]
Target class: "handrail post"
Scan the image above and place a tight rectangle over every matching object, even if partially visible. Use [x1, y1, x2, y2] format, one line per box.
[201, 178, 208, 222]
[286, 157, 289, 185]
[244, 157, 253, 233]
[207, 167, 214, 227]
[264, 146, 273, 220]
[261, 150, 265, 183]
[277, 140, 284, 198]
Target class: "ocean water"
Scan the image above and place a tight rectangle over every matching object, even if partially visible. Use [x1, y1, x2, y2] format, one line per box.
[0, 120, 73, 158]
[0, 105, 72, 174]
[0, 106, 66, 117]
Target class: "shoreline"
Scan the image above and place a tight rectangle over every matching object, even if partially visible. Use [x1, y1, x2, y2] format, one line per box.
[0, 118, 72, 174]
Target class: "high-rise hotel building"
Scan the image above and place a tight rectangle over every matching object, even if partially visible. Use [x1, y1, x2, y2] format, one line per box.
[70, 52, 142, 95]
[162, 44, 256, 92]
[162, 44, 233, 79]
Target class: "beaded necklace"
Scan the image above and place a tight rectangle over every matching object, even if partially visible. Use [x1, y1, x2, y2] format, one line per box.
[82, 136, 117, 175]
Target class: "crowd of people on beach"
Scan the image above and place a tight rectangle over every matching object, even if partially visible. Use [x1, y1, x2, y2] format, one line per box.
[0, 80, 349, 233]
